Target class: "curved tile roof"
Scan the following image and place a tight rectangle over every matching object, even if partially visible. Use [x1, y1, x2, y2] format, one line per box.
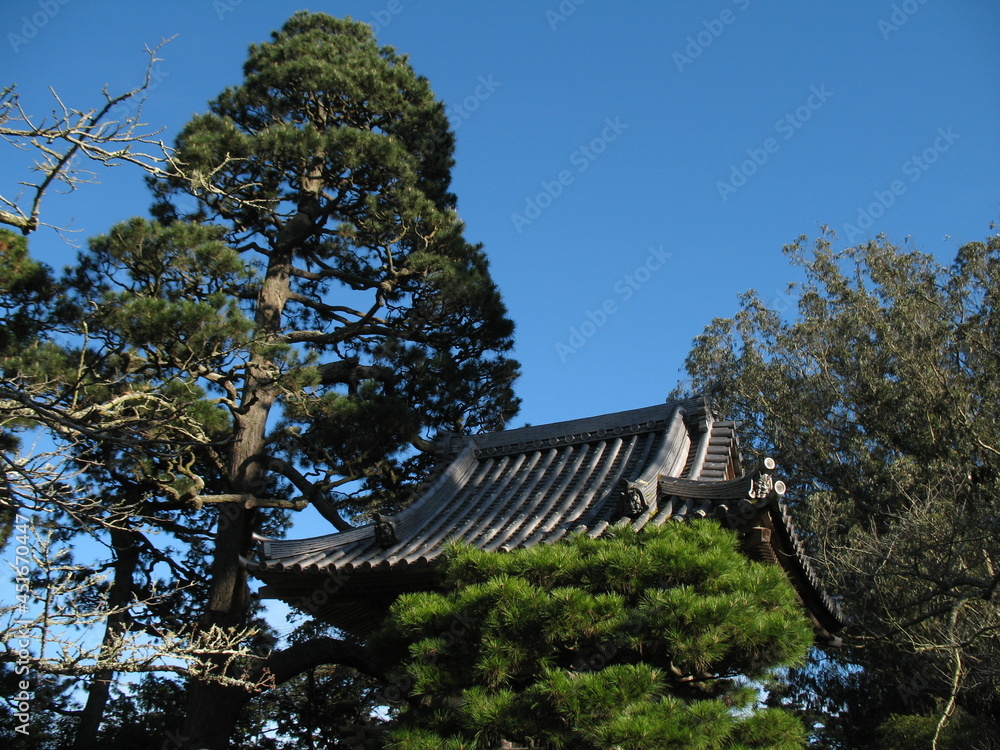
[249, 397, 842, 641]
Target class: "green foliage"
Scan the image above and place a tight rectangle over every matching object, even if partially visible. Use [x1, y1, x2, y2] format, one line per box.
[678, 228, 1000, 746]
[875, 705, 999, 750]
[73, 217, 254, 359]
[91, 675, 188, 748]
[374, 523, 813, 749]
[0, 665, 65, 748]
[243, 618, 385, 749]
[153, 10, 519, 513]
[0, 227, 68, 455]
[0, 228, 56, 356]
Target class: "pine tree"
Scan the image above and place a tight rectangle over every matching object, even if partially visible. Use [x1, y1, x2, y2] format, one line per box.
[1, 12, 519, 748]
[374, 523, 813, 750]
[152, 15, 519, 745]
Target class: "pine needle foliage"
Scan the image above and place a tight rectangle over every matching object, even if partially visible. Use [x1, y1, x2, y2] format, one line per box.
[373, 522, 813, 749]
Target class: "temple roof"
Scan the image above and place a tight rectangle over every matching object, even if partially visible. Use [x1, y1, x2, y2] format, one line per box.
[249, 397, 842, 641]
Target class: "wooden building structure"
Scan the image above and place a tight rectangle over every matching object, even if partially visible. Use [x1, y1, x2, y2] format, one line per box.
[249, 397, 842, 644]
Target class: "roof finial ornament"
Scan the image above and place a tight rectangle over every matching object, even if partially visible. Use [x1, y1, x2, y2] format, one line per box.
[374, 513, 398, 548]
[750, 457, 786, 501]
[618, 479, 650, 519]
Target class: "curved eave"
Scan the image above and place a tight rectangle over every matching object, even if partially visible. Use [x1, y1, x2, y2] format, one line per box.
[766, 502, 844, 641]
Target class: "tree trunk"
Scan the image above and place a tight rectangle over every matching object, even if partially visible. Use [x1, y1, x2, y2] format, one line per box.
[72, 525, 139, 749]
[181, 221, 304, 748]
[178, 683, 253, 750]
[180, 382, 276, 747]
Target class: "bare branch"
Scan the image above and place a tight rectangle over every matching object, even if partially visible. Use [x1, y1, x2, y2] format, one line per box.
[1, 42, 176, 234]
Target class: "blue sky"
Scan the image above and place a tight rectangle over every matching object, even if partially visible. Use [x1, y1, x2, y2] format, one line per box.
[4, 0, 999, 431]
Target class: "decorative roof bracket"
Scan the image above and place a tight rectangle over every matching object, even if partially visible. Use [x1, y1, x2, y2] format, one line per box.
[657, 458, 786, 530]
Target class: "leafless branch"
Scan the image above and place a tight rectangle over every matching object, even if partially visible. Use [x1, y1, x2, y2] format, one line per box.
[1, 40, 177, 234]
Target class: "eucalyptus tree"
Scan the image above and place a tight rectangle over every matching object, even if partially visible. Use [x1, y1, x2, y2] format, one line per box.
[677, 228, 1000, 748]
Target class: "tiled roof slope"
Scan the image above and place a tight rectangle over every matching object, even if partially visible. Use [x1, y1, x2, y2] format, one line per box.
[249, 397, 842, 641]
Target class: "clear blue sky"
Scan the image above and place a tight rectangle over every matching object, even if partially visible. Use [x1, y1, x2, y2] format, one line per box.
[4, 0, 999, 429]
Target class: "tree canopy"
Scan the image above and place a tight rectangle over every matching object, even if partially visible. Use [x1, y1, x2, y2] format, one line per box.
[677, 227, 1000, 748]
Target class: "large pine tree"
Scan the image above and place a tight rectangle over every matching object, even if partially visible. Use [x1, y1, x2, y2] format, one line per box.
[157, 12, 519, 746]
[1, 12, 519, 749]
